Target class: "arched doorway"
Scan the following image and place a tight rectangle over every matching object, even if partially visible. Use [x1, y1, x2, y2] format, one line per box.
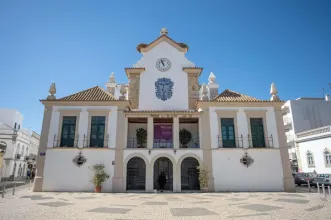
[126, 157, 146, 190]
[154, 157, 173, 190]
[181, 157, 200, 190]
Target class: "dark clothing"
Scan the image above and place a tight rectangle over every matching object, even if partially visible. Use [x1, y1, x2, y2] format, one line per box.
[158, 175, 167, 190]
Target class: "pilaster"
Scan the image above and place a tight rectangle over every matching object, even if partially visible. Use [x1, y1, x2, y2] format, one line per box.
[274, 107, 295, 192]
[147, 116, 154, 149]
[78, 109, 88, 148]
[173, 116, 179, 149]
[33, 106, 53, 192]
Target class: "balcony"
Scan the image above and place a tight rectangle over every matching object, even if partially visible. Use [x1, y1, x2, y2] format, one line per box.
[248, 135, 274, 148]
[53, 134, 79, 148]
[286, 135, 295, 143]
[179, 137, 200, 148]
[153, 139, 173, 148]
[127, 138, 146, 148]
[217, 135, 244, 148]
[283, 117, 292, 129]
[83, 134, 110, 148]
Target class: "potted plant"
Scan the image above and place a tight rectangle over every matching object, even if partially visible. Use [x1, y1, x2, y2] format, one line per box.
[197, 165, 209, 192]
[136, 128, 147, 148]
[89, 164, 109, 193]
[179, 129, 192, 148]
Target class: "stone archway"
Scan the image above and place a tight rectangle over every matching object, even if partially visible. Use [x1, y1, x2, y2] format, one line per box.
[154, 157, 173, 190]
[126, 157, 146, 190]
[181, 157, 200, 190]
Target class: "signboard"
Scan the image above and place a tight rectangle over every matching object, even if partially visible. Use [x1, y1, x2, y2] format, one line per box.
[40, 152, 46, 156]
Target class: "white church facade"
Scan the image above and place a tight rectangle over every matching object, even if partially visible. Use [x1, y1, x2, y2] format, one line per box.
[33, 29, 295, 193]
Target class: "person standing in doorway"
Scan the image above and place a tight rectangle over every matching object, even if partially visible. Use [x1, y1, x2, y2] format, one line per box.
[158, 172, 167, 192]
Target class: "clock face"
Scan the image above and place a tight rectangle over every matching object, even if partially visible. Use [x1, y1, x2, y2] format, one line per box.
[156, 58, 171, 72]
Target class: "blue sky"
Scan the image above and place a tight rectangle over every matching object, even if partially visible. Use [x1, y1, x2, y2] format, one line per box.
[0, 0, 330, 133]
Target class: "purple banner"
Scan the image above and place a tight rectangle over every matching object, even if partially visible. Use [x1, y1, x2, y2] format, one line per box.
[154, 125, 173, 140]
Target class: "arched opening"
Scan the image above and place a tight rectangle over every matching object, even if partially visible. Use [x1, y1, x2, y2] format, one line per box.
[154, 157, 173, 190]
[181, 157, 200, 190]
[126, 157, 146, 190]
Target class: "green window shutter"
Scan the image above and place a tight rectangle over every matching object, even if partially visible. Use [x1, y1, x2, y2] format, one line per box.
[90, 116, 106, 148]
[221, 118, 236, 148]
[250, 118, 265, 147]
[60, 116, 76, 147]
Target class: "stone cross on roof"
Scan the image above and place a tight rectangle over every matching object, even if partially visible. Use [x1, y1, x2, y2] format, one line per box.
[270, 82, 280, 101]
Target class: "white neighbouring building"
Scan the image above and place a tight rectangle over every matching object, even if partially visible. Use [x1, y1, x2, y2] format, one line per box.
[33, 29, 294, 193]
[295, 125, 331, 174]
[282, 96, 331, 172]
[0, 108, 40, 181]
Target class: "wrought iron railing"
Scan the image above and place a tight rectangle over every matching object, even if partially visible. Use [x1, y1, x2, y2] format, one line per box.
[127, 138, 147, 148]
[247, 135, 274, 148]
[53, 134, 79, 148]
[217, 135, 244, 148]
[179, 137, 200, 148]
[83, 134, 110, 148]
[153, 139, 173, 148]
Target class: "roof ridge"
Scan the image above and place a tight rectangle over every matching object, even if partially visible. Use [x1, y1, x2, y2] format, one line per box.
[212, 89, 263, 102]
[58, 86, 100, 100]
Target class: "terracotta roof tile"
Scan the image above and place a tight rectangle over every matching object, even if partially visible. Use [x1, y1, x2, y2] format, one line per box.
[57, 86, 117, 101]
[212, 89, 268, 102]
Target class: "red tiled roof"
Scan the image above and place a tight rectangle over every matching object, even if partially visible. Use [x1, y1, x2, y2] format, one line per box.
[56, 86, 117, 101]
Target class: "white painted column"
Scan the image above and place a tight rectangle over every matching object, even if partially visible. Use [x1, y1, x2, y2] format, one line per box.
[47, 109, 60, 148]
[236, 109, 249, 148]
[147, 116, 154, 149]
[198, 116, 203, 149]
[78, 109, 88, 148]
[146, 164, 153, 192]
[266, 109, 280, 148]
[173, 117, 179, 149]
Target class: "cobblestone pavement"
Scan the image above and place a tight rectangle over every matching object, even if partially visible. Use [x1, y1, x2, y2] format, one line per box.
[1, 186, 331, 220]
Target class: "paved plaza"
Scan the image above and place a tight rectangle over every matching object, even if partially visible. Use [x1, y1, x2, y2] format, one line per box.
[1, 185, 331, 220]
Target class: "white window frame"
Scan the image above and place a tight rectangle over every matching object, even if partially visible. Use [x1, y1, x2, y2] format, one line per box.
[324, 148, 331, 167]
[306, 151, 315, 168]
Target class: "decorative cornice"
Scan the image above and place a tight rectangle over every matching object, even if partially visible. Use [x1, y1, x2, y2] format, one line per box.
[297, 126, 331, 139]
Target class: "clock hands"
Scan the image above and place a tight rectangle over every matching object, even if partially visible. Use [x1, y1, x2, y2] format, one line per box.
[160, 60, 165, 66]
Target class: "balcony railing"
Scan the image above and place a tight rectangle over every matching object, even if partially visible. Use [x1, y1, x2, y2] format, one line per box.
[179, 137, 200, 148]
[248, 135, 274, 148]
[83, 134, 110, 148]
[153, 139, 173, 148]
[53, 134, 79, 148]
[217, 135, 244, 148]
[127, 138, 147, 148]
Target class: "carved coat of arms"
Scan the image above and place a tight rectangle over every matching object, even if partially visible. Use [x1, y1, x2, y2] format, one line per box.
[73, 151, 87, 167]
[155, 78, 174, 101]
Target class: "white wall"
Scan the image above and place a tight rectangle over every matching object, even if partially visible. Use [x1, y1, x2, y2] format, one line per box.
[138, 41, 194, 110]
[212, 149, 284, 191]
[0, 108, 23, 129]
[43, 149, 115, 192]
[209, 107, 279, 149]
[47, 106, 118, 148]
[298, 137, 331, 174]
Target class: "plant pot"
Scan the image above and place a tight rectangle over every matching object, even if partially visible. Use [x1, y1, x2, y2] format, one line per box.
[95, 186, 102, 193]
[201, 187, 208, 193]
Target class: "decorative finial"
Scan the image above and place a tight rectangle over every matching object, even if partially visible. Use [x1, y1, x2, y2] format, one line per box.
[200, 84, 209, 101]
[270, 82, 280, 101]
[119, 83, 126, 100]
[109, 72, 116, 83]
[160, 28, 168, 35]
[208, 72, 216, 83]
[46, 82, 56, 100]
